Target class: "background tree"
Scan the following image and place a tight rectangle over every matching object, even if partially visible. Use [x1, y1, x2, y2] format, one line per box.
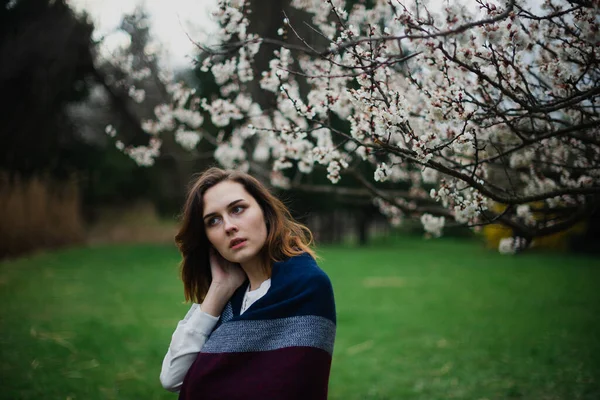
[107, 0, 600, 252]
[88, 7, 202, 213]
[0, 0, 96, 180]
[0, 0, 168, 221]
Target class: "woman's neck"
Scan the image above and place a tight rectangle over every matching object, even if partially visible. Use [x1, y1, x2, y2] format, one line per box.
[241, 259, 270, 291]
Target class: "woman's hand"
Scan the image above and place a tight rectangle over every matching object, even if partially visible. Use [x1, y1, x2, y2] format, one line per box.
[201, 248, 246, 318]
[209, 248, 246, 291]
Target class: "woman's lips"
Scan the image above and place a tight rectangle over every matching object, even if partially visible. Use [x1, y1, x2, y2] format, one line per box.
[231, 239, 247, 250]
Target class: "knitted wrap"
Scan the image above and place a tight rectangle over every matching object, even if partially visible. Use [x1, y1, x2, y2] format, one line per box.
[178, 253, 337, 400]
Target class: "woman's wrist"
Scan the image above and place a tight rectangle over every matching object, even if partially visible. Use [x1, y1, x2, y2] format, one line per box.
[210, 281, 240, 294]
[201, 282, 237, 317]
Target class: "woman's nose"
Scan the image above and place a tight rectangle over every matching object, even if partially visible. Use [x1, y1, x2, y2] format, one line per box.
[224, 218, 238, 235]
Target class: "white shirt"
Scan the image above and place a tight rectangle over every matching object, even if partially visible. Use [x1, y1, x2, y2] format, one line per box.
[160, 279, 271, 392]
[241, 278, 271, 314]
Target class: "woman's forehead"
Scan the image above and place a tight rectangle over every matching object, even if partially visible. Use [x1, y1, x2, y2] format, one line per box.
[203, 181, 251, 209]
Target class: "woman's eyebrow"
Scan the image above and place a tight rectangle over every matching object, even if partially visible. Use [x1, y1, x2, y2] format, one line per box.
[203, 199, 245, 220]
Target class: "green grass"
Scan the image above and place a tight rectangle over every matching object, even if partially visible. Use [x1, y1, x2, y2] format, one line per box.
[1, 238, 599, 399]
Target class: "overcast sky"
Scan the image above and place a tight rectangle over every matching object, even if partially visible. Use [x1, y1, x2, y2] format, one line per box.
[68, 0, 516, 69]
[68, 0, 218, 68]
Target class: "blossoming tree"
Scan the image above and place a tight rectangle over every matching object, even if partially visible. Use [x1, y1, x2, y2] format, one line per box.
[107, 0, 600, 253]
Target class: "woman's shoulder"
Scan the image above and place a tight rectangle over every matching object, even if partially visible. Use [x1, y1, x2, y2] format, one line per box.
[275, 253, 325, 275]
[267, 253, 335, 320]
[273, 253, 332, 290]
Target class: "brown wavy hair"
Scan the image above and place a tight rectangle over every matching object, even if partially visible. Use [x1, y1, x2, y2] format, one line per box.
[175, 167, 316, 303]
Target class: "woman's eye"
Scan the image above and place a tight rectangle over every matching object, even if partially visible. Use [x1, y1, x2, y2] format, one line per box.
[207, 217, 220, 226]
[232, 205, 245, 214]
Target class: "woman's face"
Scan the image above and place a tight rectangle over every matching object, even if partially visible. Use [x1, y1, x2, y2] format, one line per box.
[202, 180, 268, 266]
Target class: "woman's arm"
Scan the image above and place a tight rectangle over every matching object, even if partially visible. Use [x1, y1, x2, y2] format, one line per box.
[161, 249, 245, 392]
[159, 283, 238, 392]
[159, 304, 218, 392]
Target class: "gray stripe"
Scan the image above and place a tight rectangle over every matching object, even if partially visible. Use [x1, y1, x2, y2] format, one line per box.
[221, 302, 233, 323]
[202, 315, 336, 355]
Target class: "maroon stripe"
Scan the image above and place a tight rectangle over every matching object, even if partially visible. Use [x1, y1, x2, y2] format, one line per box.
[179, 346, 332, 400]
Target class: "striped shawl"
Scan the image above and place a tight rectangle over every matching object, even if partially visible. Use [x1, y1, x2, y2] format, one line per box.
[178, 253, 337, 400]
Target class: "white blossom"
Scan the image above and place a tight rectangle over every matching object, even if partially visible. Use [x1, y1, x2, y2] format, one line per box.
[252, 141, 270, 162]
[273, 158, 293, 171]
[202, 98, 244, 127]
[128, 87, 146, 103]
[327, 160, 342, 184]
[214, 136, 246, 169]
[105, 125, 116, 138]
[498, 237, 529, 255]
[421, 167, 438, 184]
[175, 130, 201, 150]
[173, 109, 203, 128]
[270, 170, 290, 189]
[126, 138, 161, 167]
[211, 58, 237, 85]
[420, 214, 445, 237]
[374, 163, 391, 182]
[516, 204, 535, 225]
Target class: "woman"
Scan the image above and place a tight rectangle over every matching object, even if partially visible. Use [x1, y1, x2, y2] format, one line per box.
[160, 167, 336, 400]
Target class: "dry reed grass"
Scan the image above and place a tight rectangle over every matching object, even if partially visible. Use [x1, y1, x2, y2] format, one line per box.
[0, 172, 84, 258]
[86, 201, 178, 245]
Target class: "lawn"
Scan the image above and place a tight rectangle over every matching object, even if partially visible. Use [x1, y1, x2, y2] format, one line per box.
[1, 238, 599, 399]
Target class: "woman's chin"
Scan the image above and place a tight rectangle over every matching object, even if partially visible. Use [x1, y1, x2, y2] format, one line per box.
[224, 248, 258, 265]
